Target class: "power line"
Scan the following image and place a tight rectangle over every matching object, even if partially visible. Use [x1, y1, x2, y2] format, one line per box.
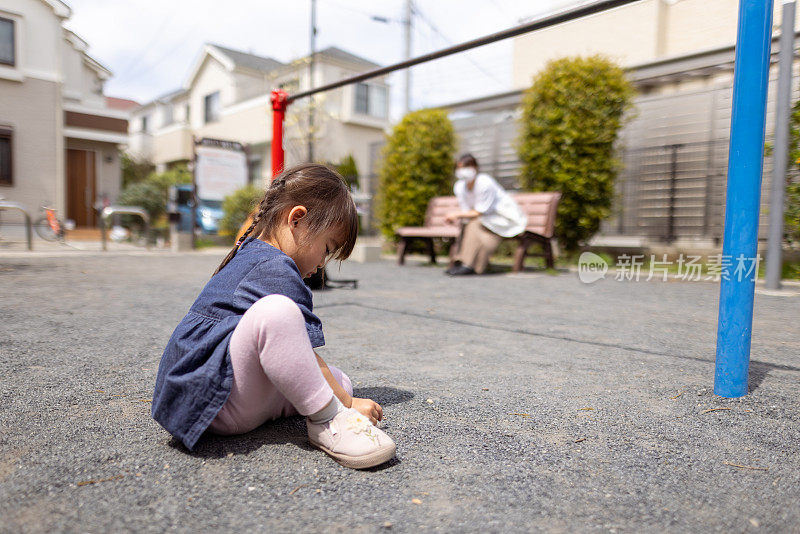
[410, 3, 506, 87]
[115, 24, 201, 83]
[113, 1, 187, 81]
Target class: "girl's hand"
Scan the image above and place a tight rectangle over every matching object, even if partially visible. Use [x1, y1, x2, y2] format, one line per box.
[350, 397, 383, 425]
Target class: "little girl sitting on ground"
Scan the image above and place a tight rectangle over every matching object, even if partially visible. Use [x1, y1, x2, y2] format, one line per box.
[151, 163, 396, 469]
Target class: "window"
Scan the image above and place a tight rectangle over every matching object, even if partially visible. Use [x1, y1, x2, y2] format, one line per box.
[354, 83, 387, 119]
[162, 104, 174, 127]
[0, 17, 14, 67]
[204, 91, 220, 123]
[355, 83, 369, 114]
[0, 128, 12, 186]
[140, 115, 149, 133]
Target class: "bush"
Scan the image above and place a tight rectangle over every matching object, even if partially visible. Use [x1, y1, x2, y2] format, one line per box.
[116, 164, 193, 227]
[147, 165, 192, 197]
[518, 55, 634, 252]
[377, 109, 456, 239]
[336, 154, 360, 191]
[121, 152, 154, 189]
[117, 181, 166, 221]
[781, 100, 800, 246]
[786, 181, 800, 245]
[219, 184, 265, 237]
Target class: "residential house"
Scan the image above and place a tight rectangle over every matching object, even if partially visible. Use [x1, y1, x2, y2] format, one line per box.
[0, 0, 131, 229]
[447, 0, 798, 246]
[127, 44, 390, 227]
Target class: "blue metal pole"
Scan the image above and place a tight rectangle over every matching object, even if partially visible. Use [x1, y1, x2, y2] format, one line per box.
[714, 0, 774, 398]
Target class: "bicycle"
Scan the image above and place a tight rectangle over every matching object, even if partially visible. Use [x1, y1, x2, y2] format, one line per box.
[34, 206, 67, 242]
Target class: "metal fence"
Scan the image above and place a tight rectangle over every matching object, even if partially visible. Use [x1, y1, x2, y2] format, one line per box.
[606, 139, 730, 243]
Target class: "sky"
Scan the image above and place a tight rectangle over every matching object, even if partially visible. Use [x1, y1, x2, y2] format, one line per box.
[63, 0, 584, 119]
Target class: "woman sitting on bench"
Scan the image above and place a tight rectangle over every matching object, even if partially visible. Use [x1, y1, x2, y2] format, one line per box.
[444, 154, 527, 276]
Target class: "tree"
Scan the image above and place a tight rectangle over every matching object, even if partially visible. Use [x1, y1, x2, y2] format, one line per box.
[219, 184, 264, 237]
[336, 154, 360, 191]
[377, 109, 456, 239]
[518, 55, 634, 252]
[116, 164, 192, 226]
[117, 181, 166, 221]
[120, 152, 154, 189]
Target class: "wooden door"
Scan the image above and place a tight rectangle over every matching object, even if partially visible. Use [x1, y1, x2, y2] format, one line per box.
[66, 149, 96, 227]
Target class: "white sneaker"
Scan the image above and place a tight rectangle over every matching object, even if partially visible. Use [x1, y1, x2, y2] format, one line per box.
[306, 408, 396, 469]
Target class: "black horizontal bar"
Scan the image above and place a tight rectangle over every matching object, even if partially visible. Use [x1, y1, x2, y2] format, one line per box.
[287, 0, 642, 103]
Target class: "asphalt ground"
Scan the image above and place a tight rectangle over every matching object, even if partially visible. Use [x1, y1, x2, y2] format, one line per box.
[1, 248, 799, 533]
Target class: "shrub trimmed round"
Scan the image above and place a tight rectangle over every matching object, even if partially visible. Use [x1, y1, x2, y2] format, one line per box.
[518, 55, 634, 252]
[377, 109, 456, 240]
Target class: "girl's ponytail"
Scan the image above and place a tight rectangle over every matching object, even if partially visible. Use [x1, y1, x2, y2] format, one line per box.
[211, 163, 358, 276]
[213, 207, 263, 275]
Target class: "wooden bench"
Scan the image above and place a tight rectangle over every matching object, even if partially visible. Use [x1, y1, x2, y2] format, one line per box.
[395, 192, 561, 271]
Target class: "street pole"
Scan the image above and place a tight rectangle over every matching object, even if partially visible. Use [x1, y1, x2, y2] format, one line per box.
[308, 0, 317, 163]
[403, 0, 412, 115]
[766, 0, 796, 290]
[271, 90, 287, 178]
[714, 0, 774, 398]
[191, 137, 197, 250]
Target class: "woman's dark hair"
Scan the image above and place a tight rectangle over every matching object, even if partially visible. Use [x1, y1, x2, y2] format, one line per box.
[214, 163, 358, 275]
[456, 153, 478, 169]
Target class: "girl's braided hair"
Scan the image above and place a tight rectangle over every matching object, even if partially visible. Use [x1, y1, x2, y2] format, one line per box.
[213, 163, 358, 275]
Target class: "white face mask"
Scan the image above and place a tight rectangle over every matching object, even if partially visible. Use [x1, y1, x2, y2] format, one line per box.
[455, 167, 477, 182]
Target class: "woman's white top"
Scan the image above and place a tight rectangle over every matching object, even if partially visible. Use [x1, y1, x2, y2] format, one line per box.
[454, 173, 528, 238]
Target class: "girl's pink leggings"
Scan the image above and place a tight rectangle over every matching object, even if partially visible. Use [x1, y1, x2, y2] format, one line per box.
[209, 294, 353, 436]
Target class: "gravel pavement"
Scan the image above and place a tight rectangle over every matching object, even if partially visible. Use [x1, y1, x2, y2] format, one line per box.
[1, 248, 799, 533]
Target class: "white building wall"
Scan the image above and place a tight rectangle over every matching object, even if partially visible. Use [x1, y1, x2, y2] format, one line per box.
[189, 56, 235, 128]
[512, 0, 661, 88]
[61, 37, 83, 101]
[0, 0, 62, 81]
[512, 0, 795, 90]
[0, 0, 64, 214]
[0, 77, 61, 213]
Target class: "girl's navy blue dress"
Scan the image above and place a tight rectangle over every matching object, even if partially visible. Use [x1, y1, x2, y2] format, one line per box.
[152, 238, 324, 450]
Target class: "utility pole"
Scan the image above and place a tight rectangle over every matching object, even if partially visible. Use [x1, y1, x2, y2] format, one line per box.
[403, 0, 413, 115]
[308, 0, 317, 162]
[766, 0, 795, 290]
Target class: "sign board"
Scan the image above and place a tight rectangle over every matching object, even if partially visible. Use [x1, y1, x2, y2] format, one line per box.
[194, 138, 247, 201]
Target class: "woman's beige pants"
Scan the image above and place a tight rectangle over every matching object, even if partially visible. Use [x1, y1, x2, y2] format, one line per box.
[455, 218, 503, 274]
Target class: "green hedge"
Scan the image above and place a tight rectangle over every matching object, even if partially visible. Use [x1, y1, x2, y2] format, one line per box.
[336, 154, 360, 191]
[219, 184, 265, 237]
[377, 109, 456, 240]
[782, 99, 800, 246]
[117, 164, 192, 226]
[518, 55, 634, 252]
